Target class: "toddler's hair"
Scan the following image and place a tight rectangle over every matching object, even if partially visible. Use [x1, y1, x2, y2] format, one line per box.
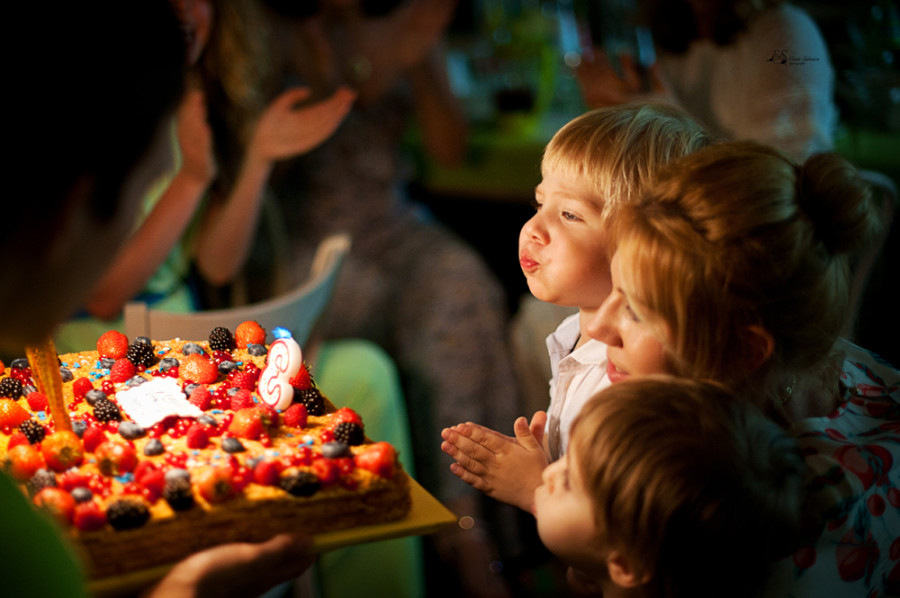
[571, 375, 806, 598]
[541, 102, 709, 227]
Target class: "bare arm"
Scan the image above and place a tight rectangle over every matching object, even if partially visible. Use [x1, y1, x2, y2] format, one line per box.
[192, 86, 356, 286]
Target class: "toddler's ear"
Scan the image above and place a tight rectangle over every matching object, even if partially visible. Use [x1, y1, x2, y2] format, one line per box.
[743, 324, 775, 372]
[606, 551, 649, 588]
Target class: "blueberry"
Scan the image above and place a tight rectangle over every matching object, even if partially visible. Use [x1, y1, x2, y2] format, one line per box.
[197, 414, 218, 427]
[84, 389, 108, 407]
[59, 367, 74, 383]
[159, 357, 179, 372]
[227, 387, 241, 396]
[126, 375, 147, 387]
[71, 420, 87, 437]
[143, 438, 165, 456]
[134, 336, 152, 347]
[321, 441, 350, 459]
[247, 344, 267, 357]
[218, 360, 238, 375]
[100, 358, 116, 369]
[221, 437, 246, 453]
[22, 384, 38, 396]
[71, 487, 93, 503]
[182, 343, 204, 356]
[184, 383, 201, 396]
[165, 468, 190, 483]
[118, 421, 146, 440]
[10, 358, 29, 369]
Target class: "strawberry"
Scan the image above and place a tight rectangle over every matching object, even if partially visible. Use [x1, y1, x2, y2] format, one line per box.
[59, 470, 91, 492]
[254, 403, 279, 428]
[252, 459, 283, 486]
[26, 391, 49, 412]
[229, 389, 255, 411]
[137, 468, 166, 503]
[228, 408, 263, 440]
[0, 398, 30, 429]
[82, 425, 107, 453]
[34, 487, 76, 525]
[73, 501, 107, 531]
[185, 422, 210, 449]
[188, 385, 212, 410]
[7, 431, 29, 450]
[0, 360, 4, 376]
[41, 431, 85, 472]
[229, 371, 256, 391]
[4, 444, 46, 481]
[281, 403, 307, 428]
[354, 442, 396, 478]
[332, 407, 363, 428]
[95, 440, 138, 476]
[289, 366, 313, 390]
[97, 330, 129, 360]
[311, 457, 339, 486]
[195, 466, 237, 503]
[235, 320, 266, 349]
[180, 354, 218, 385]
[109, 359, 136, 383]
[72, 377, 94, 399]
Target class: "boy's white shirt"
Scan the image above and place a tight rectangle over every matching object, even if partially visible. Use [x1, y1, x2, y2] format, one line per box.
[545, 313, 610, 460]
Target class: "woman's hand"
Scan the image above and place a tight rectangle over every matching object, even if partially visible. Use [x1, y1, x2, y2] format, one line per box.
[175, 88, 217, 188]
[440, 412, 550, 512]
[144, 534, 315, 598]
[575, 50, 671, 108]
[248, 86, 356, 165]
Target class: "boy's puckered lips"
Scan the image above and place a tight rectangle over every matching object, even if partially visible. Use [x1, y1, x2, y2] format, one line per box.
[520, 252, 539, 272]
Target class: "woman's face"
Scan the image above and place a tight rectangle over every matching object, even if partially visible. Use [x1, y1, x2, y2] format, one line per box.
[585, 250, 673, 383]
[172, 0, 213, 65]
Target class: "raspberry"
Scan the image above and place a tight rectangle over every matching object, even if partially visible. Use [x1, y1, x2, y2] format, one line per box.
[295, 388, 325, 416]
[229, 389, 255, 411]
[333, 421, 365, 446]
[282, 403, 307, 428]
[26, 391, 49, 412]
[252, 459, 283, 486]
[185, 423, 210, 449]
[229, 371, 256, 391]
[0, 377, 24, 399]
[209, 327, 235, 352]
[106, 498, 150, 530]
[18, 419, 46, 444]
[188, 386, 212, 410]
[109, 359, 136, 383]
[73, 502, 107, 531]
[72, 377, 94, 399]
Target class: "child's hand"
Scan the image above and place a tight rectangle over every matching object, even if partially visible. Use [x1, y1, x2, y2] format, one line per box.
[248, 86, 356, 165]
[575, 50, 670, 108]
[440, 413, 550, 512]
[175, 88, 217, 187]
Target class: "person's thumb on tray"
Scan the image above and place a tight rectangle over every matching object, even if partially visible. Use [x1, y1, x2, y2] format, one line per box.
[143, 534, 315, 598]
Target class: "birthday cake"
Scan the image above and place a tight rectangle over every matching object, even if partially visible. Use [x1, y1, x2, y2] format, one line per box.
[0, 323, 411, 579]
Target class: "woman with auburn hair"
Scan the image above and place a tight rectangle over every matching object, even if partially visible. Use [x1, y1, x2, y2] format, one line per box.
[588, 140, 898, 596]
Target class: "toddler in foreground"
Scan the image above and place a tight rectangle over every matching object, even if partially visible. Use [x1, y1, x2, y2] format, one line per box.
[535, 376, 806, 598]
[441, 103, 708, 511]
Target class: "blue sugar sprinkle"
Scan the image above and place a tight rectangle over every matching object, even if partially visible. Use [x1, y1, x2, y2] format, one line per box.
[272, 327, 292, 339]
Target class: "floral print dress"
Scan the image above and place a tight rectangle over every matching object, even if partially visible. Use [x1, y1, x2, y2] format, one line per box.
[768, 339, 900, 597]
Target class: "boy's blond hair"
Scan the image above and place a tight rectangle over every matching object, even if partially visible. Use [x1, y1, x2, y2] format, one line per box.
[541, 102, 709, 226]
[571, 376, 806, 598]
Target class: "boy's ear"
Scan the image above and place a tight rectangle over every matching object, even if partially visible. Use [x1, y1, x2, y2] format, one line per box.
[744, 324, 775, 372]
[606, 551, 649, 588]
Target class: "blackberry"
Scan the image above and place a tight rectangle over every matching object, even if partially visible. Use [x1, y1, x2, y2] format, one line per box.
[93, 397, 122, 423]
[0, 377, 23, 399]
[295, 388, 325, 416]
[280, 471, 321, 497]
[209, 327, 235, 352]
[333, 422, 365, 446]
[163, 478, 195, 511]
[126, 342, 155, 367]
[106, 498, 150, 530]
[19, 419, 46, 444]
[27, 468, 57, 495]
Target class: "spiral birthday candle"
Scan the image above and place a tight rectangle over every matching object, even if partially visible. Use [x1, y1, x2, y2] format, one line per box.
[26, 337, 71, 432]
